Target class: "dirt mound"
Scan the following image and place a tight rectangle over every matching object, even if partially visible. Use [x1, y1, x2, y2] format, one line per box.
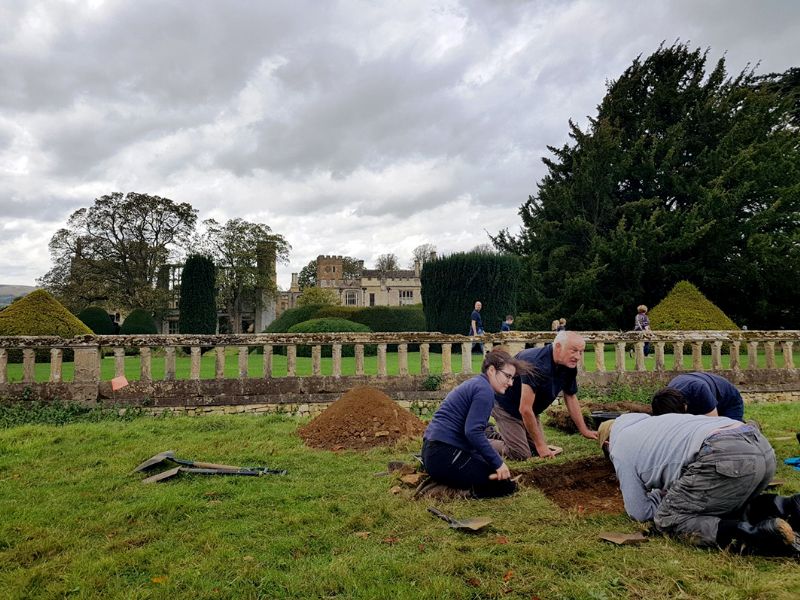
[515, 456, 624, 514]
[547, 402, 651, 433]
[299, 386, 425, 450]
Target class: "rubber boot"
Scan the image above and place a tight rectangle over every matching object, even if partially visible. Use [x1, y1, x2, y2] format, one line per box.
[717, 518, 800, 555]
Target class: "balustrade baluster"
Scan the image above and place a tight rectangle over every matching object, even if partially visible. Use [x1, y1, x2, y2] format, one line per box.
[215, 347, 225, 379]
[190, 347, 201, 380]
[398, 344, 408, 376]
[461, 343, 472, 374]
[332, 344, 342, 377]
[655, 342, 665, 371]
[355, 344, 364, 375]
[674, 341, 684, 371]
[782, 341, 794, 370]
[378, 344, 387, 376]
[615, 342, 626, 373]
[50, 349, 62, 382]
[165, 347, 176, 381]
[420, 343, 430, 375]
[730, 341, 740, 370]
[238, 346, 249, 378]
[764, 341, 776, 369]
[287, 346, 297, 376]
[691, 342, 703, 371]
[263, 345, 273, 378]
[594, 342, 605, 372]
[312, 345, 322, 376]
[0, 349, 6, 384]
[442, 344, 452, 375]
[23, 349, 35, 384]
[113, 348, 125, 378]
[140, 347, 152, 381]
[711, 341, 723, 371]
[635, 343, 645, 372]
[747, 341, 759, 370]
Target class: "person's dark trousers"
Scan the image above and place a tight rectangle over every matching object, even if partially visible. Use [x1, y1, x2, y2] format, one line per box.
[643, 342, 652, 357]
[422, 439, 516, 498]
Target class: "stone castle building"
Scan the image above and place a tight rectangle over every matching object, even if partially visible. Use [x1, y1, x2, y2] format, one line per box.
[278, 254, 427, 314]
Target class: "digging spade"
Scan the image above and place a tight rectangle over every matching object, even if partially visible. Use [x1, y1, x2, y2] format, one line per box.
[132, 450, 249, 473]
[141, 466, 287, 484]
[427, 507, 492, 532]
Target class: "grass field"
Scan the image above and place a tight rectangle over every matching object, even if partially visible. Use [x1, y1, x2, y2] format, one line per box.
[1, 402, 799, 599]
[4, 348, 797, 383]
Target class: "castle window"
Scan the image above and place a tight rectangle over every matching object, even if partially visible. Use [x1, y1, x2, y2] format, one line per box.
[345, 290, 358, 306]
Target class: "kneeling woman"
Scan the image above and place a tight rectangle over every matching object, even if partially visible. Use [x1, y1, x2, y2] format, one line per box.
[422, 349, 533, 498]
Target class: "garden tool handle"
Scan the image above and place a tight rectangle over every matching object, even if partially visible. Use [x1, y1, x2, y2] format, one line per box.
[427, 507, 456, 525]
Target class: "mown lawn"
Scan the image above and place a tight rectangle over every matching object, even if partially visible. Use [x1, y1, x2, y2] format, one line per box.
[1, 402, 799, 599]
[5, 348, 798, 383]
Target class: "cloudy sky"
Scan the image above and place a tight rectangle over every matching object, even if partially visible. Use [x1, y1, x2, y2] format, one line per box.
[1, 0, 798, 290]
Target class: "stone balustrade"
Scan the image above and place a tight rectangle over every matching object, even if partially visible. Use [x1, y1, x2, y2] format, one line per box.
[0, 330, 798, 411]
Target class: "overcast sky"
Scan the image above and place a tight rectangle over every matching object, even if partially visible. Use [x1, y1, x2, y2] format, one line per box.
[1, 0, 798, 290]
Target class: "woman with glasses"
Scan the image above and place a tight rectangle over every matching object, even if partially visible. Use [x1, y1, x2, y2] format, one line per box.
[421, 348, 534, 498]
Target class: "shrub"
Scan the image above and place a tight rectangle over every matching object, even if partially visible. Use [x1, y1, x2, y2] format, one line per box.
[120, 309, 158, 335]
[421, 252, 520, 334]
[349, 305, 426, 332]
[649, 281, 738, 331]
[265, 305, 325, 333]
[77, 306, 116, 335]
[0, 290, 92, 362]
[178, 255, 217, 335]
[286, 318, 374, 357]
[648, 281, 739, 353]
[313, 306, 361, 320]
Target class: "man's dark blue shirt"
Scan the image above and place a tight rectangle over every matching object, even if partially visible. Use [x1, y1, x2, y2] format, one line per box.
[495, 346, 578, 419]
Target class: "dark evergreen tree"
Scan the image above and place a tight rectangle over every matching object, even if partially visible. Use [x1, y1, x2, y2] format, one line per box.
[178, 255, 217, 335]
[493, 43, 800, 329]
[421, 252, 520, 334]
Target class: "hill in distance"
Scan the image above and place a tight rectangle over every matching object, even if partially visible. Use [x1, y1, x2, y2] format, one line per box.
[0, 284, 38, 307]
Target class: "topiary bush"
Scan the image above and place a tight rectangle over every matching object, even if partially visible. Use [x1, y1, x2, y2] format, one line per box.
[312, 306, 361, 320]
[648, 281, 739, 353]
[0, 289, 92, 363]
[264, 305, 324, 333]
[648, 281, 738, 331]
[286, 318, 375, 357]
[77, 306, 116, 335]
[120, 309, 158, 335]
[349, 305, 426, 332]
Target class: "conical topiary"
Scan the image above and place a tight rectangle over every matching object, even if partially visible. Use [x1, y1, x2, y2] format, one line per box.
[648, 281, 738, 331]
[0, 289, 92, 363]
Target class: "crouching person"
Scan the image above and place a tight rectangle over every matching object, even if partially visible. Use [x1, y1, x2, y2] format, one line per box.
[598, 413, 800, 554]
[421, 349, 533, 498]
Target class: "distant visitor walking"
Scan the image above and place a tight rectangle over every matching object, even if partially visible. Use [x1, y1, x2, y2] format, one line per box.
[469, 300, 484, 354]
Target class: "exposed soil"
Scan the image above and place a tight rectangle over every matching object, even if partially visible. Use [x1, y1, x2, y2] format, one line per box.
[515, 456, 624, 514]
[299, 386, 425, 451]
[547, 402, 651, 433]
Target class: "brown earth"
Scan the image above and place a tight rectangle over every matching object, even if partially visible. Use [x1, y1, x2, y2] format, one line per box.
[298, 386, 425, 451]
[547, 402, 651, 433]
[515, 456, 624, 514]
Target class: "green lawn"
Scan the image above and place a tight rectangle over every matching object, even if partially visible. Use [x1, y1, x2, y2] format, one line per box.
[0, 402, 798, 599]
[5, 349, 798, 383]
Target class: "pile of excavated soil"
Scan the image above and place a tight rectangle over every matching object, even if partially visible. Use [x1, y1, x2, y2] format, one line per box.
[515, 456, 624, 514]
[299, 386, 425, 451]
[547, 402, 651, 433]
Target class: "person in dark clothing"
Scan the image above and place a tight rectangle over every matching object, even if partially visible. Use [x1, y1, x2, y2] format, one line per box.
[652, 372, 745, 421]
[422, 349, 533, 498]
[500, 315, 514, 332]
[468, 300, 484, 354]
[493, 331, 597, 460]
[633, 304, 652, 357]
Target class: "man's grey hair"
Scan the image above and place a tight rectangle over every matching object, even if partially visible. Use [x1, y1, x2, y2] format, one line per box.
[554, 330, 583, 346]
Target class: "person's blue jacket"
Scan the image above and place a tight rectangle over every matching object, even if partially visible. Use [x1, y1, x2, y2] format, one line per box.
[424, 374, 502, 470]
